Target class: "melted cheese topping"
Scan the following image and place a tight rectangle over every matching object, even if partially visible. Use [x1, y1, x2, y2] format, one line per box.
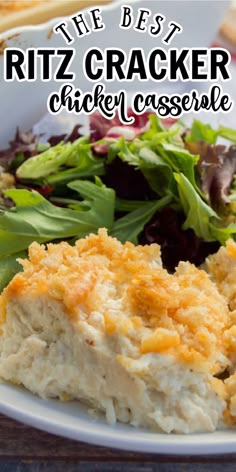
[1, 229, 230, 374]
[207, 239, 236, 311]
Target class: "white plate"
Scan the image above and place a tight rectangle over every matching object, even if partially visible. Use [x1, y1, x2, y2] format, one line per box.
[0, 381, 236, 455]
[0, 0, 235, 455]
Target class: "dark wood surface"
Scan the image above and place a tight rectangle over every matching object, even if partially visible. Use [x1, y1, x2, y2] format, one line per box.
[0, 413, 235, 471]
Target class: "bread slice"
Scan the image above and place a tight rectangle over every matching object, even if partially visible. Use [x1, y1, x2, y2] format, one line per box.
[0, 0, 111, 34]
[220, 6, 236, 46]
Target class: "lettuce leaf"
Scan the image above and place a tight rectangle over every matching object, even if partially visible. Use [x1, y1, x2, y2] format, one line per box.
[0, 251, 26, 293]
[0, 179, 169, 260]
[174, 172, 236, 244]
[157, 143, 198, 189]
[110, 195, 172, 244]
[114, 138, 172, 196]
[16, 136, 104, 180]
[210, 223, 236, 245]
[186, 120, 236, 145]
[46, 160, 104, 186]
[174, 173, 219, 241]
[1, 180, 115, 256]
[217, 126, 236, 143]
[112, 132, 198, 197]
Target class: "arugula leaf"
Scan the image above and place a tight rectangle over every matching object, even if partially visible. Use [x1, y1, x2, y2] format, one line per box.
[37, 143, 50, 152]
[112, 137, 140, 167]
[16, 141, 70, 179]
[210, 223, 236, 245]
[141, 115, 186, 146]
[186, 120, 236, 145]
[174, 172, 236, 245]
[0, 252, 26, 293]
[113, 136, 198, 197]
[16, 136, 103, 180]
[65, 137, 101, 167]
[46, 160, 104, 186]
[119, 138, 173, 196]
[115, 198, 149, 212]
[1, 181, 115, 256]
[174, 173, 219, 241]
[110, 195, 172, 244]
[185, 120, 218, 144]
[67, 178, 115, 229]
[217, 126, 236, 143]
[157, 143, 199, 189]
[140, 114, 165, 141]
[0, 178, 172, 260]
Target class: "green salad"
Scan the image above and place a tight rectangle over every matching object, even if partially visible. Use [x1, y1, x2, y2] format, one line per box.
[0, 111, 236, 291]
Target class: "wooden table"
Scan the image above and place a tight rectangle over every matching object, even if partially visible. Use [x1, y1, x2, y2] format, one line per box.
[0, 413, 235, 471]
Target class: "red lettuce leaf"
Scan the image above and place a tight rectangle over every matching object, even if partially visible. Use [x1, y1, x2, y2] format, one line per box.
[141, 207, 220, 272]
[0, 129, 40, 169]
[186, 141, 236, 212]
[90, 109, 150, 155]
[48, 124, 82, 146]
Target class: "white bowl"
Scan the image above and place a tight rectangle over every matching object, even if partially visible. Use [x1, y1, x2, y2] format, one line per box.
[0, 0, 230, 147]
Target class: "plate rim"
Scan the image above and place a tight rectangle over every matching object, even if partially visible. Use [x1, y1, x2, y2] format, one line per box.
[0, 382, 236, 455]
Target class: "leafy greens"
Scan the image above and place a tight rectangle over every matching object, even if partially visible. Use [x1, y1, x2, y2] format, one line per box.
[1, 114, 236, 289]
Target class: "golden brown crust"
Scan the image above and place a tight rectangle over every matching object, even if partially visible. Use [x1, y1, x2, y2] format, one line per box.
[0, 0, 46, 15]
[1, 229, 230, 373]
[0, 0, 111, 34]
